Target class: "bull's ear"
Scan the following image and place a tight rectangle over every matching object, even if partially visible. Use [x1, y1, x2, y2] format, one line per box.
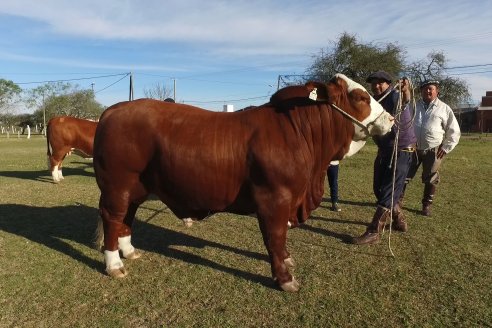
[270, 85, 312, 105]
[305, 81, 329, 101]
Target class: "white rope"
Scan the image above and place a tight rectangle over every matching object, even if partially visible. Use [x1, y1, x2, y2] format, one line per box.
[377, 78, 416, 257]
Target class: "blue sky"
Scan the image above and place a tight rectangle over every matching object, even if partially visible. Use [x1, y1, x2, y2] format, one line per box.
[1, 0, 491, 112]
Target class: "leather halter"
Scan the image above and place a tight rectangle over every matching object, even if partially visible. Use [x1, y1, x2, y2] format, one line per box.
[309, 87, 381, 140]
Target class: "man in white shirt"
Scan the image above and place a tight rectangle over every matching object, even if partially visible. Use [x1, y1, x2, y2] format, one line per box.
[406, 80, 461, 216]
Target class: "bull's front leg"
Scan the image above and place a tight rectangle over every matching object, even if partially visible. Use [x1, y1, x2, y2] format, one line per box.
[257, 215, 299, 292]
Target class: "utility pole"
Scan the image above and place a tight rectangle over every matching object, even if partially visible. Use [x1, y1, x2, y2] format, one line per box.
[129, 72, 134, 101]
[173, 78, 176, 101]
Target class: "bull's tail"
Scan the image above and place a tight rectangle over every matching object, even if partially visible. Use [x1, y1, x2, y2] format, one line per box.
[93, 215, 105, 252]
[46, 123, 53, 170]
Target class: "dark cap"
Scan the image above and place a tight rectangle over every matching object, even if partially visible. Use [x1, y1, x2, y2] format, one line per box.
[420, 80, 440, 89]
[366, 71, 392, 84]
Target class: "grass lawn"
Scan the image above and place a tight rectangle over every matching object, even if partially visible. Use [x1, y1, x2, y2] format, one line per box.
[0, 134, 491, 327]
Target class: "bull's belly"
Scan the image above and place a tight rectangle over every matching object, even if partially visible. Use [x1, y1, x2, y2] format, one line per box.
[151, 188, 256, 220]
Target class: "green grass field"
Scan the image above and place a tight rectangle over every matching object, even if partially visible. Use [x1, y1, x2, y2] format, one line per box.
[0, 134, 491, 327]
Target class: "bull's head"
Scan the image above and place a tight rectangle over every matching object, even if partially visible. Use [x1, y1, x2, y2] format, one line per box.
[333, 73, 394, 140]
[306, 74, 394, 157]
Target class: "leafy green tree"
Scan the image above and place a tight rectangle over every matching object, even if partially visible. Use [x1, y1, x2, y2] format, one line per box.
[0, 79, 22, 126]
[306, 32, 406, 85]
[405, 51, 471, 108]
[26, 82, 104, 133]
[36, 90, 104, 120]
[306, 33, 471, 108]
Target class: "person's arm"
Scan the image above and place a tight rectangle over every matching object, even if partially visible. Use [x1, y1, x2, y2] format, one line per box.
[439, 105, 461, 156]
[399, 78, 411, 104]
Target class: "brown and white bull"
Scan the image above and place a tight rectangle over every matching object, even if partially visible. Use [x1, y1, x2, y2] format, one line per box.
[46, 116, 97, 182]
[93, 74, 394, 292]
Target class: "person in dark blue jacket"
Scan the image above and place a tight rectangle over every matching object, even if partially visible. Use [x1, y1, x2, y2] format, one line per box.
[353, 71, 416, 245]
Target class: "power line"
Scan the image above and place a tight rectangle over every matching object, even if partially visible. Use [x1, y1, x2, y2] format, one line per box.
[95, 73, 130, 94]
[14, 73, 129, 85]
[448, 69, 492, 76]
[445, 63, 492, 70]
[184, 95, 269, 105]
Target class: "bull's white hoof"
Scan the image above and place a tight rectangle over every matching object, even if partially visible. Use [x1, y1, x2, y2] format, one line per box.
[124, 250, 142, 260]
[284, 257, 295, 268]
[280, 277, 299, 292]
[183, 218, 193, 227]
[107, 267, 128, 278]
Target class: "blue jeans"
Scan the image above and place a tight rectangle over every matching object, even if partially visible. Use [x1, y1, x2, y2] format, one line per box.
[373, 149, 413, 209]
[327, 164, 339, 203]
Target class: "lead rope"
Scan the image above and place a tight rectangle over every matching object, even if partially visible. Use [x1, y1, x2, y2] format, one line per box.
[379, 78, 416, 257]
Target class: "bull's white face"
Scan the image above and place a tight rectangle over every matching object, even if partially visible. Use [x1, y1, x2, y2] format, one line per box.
[334, 74, 394, 157]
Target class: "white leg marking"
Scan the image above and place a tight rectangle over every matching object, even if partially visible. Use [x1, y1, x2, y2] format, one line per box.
[284, 257, 295, 268]
[183, 218, 193, 227]
[58, 168, 64, 180]
[280, 276, 300, 292]
[52, 165, 60, 182]
[104, 249, 124, 271]
[118, 235, 137, 258]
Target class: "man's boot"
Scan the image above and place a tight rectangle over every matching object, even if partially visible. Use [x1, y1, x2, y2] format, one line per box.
[392, 205, 408, 232]
[352, 206, 391, 245]
[422, 184, 436, 216]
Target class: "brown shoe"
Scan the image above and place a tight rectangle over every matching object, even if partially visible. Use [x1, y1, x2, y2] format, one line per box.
[352, 231, 380, 245]
[422, 204, 431, 217]
[352, 206, 390, 245]
[392, 206, 408, 232]
[422, 184, 436, 217]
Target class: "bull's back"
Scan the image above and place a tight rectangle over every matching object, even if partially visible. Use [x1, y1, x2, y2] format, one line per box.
[95, 100, 257, 176]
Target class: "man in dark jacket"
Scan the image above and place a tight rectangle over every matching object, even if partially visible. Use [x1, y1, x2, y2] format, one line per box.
[353, 71, 417, 245]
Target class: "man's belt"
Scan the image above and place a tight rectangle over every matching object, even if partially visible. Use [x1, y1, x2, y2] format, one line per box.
[401, 145, 416, 152]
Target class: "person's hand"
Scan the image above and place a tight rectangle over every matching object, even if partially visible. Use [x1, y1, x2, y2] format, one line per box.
[436, 145, 447, 159]
[399, 78, 411, 103]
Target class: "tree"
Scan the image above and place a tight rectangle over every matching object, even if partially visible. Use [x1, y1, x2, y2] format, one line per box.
[405, 51, 471, 108]
[306, 33, 471, 108]
[26, 82, 104, 133]
[25, 82, 72, 134]
[143, 82, 173, 101]
[0, 79, 22, 126]
[306, 32, 406, 85]
[37, 90, 104, 120]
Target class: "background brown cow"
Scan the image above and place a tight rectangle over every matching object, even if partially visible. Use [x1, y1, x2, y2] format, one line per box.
[46, 116, 97, 182]
[93, 74, 394, 292]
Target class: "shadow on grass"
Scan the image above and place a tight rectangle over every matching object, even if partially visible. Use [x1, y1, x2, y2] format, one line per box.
[301, 216, 355, 244]
[0, 203, 275, 290]
[0, 165, 94, 183]
[320, 197, 375, 209]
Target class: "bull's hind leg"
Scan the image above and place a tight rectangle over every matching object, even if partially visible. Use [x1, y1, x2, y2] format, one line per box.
[99, 189, 147, 278]
[257, 212, 299, 292]
[99, 195, 131, 278]
[118, 201, 143, 260]
[48, 156, 61, 183]
[49, 153, 66, 182]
